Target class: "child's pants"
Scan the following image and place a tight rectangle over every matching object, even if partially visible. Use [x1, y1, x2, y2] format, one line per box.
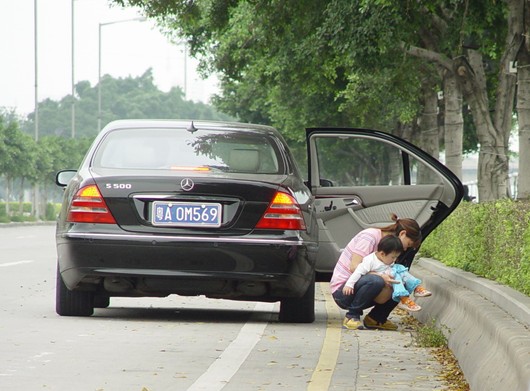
[391, 264, 421, 302]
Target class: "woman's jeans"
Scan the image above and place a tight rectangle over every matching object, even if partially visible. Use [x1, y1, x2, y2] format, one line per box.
[332, 274, 398, 322]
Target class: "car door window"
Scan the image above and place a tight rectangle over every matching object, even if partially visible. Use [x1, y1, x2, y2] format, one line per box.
[314, 136, 441, 187]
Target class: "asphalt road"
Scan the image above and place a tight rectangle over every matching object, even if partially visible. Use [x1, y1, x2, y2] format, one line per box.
[0, 225, 447, 391]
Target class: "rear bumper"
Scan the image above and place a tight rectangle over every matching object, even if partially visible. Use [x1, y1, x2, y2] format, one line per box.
[56, 232, 318, 300]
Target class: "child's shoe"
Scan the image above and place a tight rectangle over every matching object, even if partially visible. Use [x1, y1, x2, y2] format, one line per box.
[398, 297, 421, 312]
[414, 286, 432, 297]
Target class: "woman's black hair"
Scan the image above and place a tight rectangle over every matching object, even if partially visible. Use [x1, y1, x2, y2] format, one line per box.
[380, 213, 422, 249]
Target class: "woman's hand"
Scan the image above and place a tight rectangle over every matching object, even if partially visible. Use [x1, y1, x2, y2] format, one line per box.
[342, 285, 354, 295]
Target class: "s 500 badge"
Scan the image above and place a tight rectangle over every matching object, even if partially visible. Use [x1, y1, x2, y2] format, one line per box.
[105, 183, 132, 189]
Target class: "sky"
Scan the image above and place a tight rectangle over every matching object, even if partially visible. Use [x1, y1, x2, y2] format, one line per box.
[0, 0, 219, 116]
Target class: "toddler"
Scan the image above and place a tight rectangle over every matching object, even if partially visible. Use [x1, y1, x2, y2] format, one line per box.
[342, 235, 431, 312]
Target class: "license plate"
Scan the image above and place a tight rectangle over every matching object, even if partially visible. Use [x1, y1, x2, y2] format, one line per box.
[152, 201, 222, 227]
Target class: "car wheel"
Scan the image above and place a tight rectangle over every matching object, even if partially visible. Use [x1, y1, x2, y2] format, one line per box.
[94, 295, 110, 308]
[279, 273, 315, 323]
[56, 265, 94, 316]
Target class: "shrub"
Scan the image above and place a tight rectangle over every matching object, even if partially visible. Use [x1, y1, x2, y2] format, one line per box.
[0, 202, 60, 222]
[420, 199, 530, 296]
[45, 203, 60, 221]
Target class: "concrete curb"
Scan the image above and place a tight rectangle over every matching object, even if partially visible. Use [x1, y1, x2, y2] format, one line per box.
[412, 258, 530, 391]
[0, 221, 55, 228]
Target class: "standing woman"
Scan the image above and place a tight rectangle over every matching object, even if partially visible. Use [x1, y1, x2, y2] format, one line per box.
[330, 214, 422, 330]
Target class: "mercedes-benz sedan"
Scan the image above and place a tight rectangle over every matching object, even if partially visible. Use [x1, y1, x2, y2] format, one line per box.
[55, 120, 464, 323]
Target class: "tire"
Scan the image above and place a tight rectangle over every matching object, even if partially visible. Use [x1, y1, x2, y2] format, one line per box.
[279, 273, 315, 323]
[94, 295, 110, 308]
[56, 265, 94, 316]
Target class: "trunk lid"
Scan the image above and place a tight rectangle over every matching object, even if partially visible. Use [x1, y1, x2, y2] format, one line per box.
[91, 168, 288, 235]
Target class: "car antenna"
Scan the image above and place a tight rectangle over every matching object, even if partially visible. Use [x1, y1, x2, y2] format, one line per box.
[187, 121, 198, 133]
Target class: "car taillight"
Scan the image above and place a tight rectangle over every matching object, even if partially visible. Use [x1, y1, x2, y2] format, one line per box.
[67, 185, 116, 224]
[255, 191, 306, 230]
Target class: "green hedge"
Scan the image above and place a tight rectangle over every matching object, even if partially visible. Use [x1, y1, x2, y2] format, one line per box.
[420, 199, 530, 296]
[0, 202, 60, 222]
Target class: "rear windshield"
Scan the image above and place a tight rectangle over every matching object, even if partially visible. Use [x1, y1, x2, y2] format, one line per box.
[91, 127, 283, 174]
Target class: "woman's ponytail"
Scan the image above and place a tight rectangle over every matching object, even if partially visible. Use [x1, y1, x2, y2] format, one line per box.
[381, 213, 421, 248]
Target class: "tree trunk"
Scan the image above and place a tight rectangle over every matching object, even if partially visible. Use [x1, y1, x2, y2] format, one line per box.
[494, 0, 524, 198]
[418, 80, 440, 160]
[41, 181, 49, 218]
[455, 52, 509, 201]
[392, 123, 413, 184]
[417, 79, 441, 184]
[32, 184, 40, 219]
[516, 1, 530, 200]
[5, 176, 11, 216]
[517, 54, 530, 199]
[443, 70, 463, 180]
[18, 177, 25, 214]
[403, 46, 465, 186]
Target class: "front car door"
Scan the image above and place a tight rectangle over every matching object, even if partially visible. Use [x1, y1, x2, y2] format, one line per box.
[306, 128, 464, 277]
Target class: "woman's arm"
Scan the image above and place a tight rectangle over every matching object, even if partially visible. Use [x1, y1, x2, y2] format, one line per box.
[349, 253, 364, 272]
[350, 252, 394, 304]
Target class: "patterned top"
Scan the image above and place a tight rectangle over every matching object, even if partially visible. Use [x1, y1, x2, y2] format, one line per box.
[329, 228, 382, 293]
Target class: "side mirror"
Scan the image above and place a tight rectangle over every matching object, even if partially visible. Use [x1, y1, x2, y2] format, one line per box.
[55, 170, 77, 187]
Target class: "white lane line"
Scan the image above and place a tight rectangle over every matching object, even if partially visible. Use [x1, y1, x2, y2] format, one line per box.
[0, 351, 54, 377]
[187, 302, 275, 391]
[0, 260, 34, 267]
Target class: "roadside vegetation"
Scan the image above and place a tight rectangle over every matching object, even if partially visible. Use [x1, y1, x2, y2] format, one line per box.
[114, 0, 530, 202]
[420, 199, 530, 296]
[414, 199, 528, 388]
[0, 202, 59, 223]
[0, 71, 233, 218]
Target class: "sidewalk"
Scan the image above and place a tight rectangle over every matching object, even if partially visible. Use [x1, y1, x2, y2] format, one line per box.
[338, 312, 448, 390]
[319, 254, 530, 391]
[317, 283, 449, 390]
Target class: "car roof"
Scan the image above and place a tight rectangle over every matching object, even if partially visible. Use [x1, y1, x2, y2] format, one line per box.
[101, 119, 281, 137]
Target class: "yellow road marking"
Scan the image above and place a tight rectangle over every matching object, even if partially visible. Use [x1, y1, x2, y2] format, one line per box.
[307, 282, 343, 390]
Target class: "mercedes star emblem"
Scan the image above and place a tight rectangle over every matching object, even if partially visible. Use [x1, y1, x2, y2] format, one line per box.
[180, 178, 194, 191]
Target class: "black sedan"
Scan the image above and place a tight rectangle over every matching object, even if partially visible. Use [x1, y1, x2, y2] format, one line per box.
[55, 120, 463, 323]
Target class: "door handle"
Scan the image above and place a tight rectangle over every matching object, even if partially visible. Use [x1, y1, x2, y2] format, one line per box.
[345, 197, 362, 207]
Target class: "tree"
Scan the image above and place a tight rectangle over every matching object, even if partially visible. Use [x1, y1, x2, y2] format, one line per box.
[113, 1, 427, 152]
[456, 1, 522, 201]
[22, 69, 234, 139]
[103, 1, 530, 200]
[32, 136, 94, 210]
[0, 113, 37, 215]
[0, 69, 238, 219]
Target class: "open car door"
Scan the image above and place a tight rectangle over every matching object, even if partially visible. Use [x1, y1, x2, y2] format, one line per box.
[306, 128, 464, 276]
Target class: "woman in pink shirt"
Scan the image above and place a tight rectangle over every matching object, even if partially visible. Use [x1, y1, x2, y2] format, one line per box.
[330, 213, 422, 330]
